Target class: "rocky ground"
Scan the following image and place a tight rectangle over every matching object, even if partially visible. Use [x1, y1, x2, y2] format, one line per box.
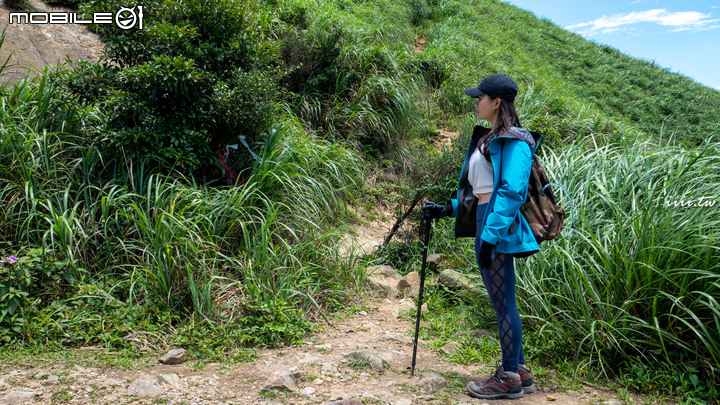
[0, 0, 104, 85]
[0, 262, 641, 405]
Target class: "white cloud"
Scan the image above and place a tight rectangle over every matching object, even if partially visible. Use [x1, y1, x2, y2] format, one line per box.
[567, 9, 720, 35]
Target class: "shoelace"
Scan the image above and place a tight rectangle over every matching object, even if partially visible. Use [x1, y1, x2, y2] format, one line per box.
[482, 366, 506, 385]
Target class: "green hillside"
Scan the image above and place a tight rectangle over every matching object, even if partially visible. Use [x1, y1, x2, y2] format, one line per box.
[2, 0, 719, 402]
[420, 0, 720, 144]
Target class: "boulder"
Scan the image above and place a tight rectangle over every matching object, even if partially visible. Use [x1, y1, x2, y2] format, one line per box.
[320, 362, 343, 378]
[438, 270, 483, 301]
[418, 371, 447, 394]
[396, 298, 427, 318]
[159, 348, 187, 365]
[260, 369, 300, 393]
[367, 265, 401, 280]
[367, 276, 397, 299]
[397, 271, 420, 298]
[440, 341, 462, 356]
[343, 351, 388, 373]
[426, 254, 444, 272]
[157, 374, 180, 389]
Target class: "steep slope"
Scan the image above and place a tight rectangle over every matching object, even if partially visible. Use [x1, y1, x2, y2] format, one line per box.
[0, 0, 103, 85]
[416, 0, 720, 144]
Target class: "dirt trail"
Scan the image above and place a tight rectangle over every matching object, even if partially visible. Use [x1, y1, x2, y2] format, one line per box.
[0, 295, 629, 405]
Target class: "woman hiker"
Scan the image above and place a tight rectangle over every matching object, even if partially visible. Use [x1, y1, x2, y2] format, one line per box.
[423, 73, 540, 400]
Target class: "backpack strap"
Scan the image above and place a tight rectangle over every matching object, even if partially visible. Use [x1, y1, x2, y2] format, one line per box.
[542, 183, 575, 237]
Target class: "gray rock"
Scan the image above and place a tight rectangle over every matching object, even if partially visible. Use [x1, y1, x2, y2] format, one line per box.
[325, 399, 363, 405]
[426, 253, 443, 266]
[159, 348, 187, 365]
[367, 276, 397, 299]
[475, 329, 495, 339]
[381, 332, 412, 345]
[397, 271, 420, 298]
[396, 298, 416, 316]
[298, 353, 320, 366]
[418, 371, 447, 394]
[394, 399, 413, 405]
[260, 370, 299, 393]
[100, 378, 125, 389]
[438, 269, 483, 301]
[157, 374, 180, 389]
[73, 364, 88, 374]
[302, 386, 316, 396]
[343, 351, 388, 373]
[601, 400, 622, 405]
[368, 265, 401, 280]
[127, 380, 164, 397]
[316, 343, 333, 353]
[1, 391, 36, 404]
[440, 341, 462, 355]
[320, 362, 343, 378]
[396, 298, 427, 318]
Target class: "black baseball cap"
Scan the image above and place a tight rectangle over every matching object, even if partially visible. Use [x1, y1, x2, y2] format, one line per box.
[463, 74, 518, 102]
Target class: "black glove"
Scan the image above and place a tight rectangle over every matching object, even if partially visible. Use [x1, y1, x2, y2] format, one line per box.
[423, 201, 452, 220]
[478, 240, 494, 270]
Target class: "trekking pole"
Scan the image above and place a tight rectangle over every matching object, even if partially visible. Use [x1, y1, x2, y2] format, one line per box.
[411, 217, 432, 377]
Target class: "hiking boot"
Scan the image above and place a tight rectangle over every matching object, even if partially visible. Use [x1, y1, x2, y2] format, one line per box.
[518, 364, 535, 394]
[467, 364, 524, 400]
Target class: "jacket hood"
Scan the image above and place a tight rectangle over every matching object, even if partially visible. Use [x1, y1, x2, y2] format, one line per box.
[503, 126, 540, 151]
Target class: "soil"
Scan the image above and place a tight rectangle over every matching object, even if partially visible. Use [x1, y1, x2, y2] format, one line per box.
[0, 296, 631, 405]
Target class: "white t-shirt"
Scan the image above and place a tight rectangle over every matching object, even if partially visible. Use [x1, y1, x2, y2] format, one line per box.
[468, 146, 493, 197]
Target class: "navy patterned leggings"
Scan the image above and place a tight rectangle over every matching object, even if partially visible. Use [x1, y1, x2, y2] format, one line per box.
[475, 203, 525, 373]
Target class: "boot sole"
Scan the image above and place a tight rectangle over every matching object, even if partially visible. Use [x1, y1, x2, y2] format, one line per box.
[523, 384, 535, 394]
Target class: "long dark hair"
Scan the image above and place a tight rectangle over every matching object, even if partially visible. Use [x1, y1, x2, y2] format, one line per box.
[477, 98, 521, 161]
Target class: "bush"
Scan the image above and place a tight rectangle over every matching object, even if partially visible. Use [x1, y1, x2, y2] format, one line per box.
[56, 0, 284, 175]
[2, 0, 31, 10]
[0, 246, 80, 343]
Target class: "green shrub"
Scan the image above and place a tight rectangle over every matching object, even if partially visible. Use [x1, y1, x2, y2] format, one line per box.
[57, 0, 285, 175]
[2, 0, 31, 10]
[0, 246, 80, 343]
[44, 0, 82, 7]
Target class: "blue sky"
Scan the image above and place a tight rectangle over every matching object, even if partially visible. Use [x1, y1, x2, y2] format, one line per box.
[505, 0, 720, 90]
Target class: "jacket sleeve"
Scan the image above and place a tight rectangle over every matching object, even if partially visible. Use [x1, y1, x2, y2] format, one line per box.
[480, 140, 532, 245]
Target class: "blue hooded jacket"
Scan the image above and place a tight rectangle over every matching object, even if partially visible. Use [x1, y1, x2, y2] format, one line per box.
[450, 125, 541, 256]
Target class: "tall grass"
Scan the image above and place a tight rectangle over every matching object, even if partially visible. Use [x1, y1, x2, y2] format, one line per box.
[1, 71, 364, 347]
[517, 138, 720, 396]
